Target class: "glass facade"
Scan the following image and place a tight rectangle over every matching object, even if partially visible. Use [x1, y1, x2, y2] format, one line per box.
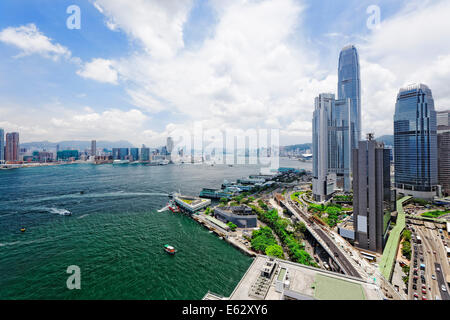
[112, 148, 129, 160]
[130, 148, 139, 162]
[394, 84, 438, 194]
[312, 45, 360, 195]
[140, 148, 150, 162]
[328, 98, 352, 190]
[338, 45, 361, 150]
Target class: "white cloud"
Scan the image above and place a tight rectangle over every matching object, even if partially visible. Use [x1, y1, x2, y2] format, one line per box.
[101, 0, 333, 144]
[1, 102, 150, 146]
[76, 58, 119, 84]
[5, 0, 450, 146]
[359, 0, 450, 136]
[0, 24, 71, 61]
[93, 0, 194, 59]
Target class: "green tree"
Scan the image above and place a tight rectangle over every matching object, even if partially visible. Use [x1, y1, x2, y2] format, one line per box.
[219, 197, 228, 204]
[227, 222, 237, 232]
[265, 245, 284, 259]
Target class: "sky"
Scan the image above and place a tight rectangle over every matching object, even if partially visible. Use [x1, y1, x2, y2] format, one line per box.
[0, 0, 450, 147]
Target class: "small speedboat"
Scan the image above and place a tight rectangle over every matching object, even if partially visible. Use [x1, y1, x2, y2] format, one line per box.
[20, 228, 26, 233]
[164, 244, 177, 255]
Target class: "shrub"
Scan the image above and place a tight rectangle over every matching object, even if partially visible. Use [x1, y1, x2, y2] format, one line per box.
[265, 245, 284, 259]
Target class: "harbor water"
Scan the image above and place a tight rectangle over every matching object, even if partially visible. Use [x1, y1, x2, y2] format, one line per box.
[0, 159, 310, 299]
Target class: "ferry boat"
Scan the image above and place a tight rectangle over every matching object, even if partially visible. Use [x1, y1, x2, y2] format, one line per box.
[167, 200, 180, 213]
[164, 244, 176, 255]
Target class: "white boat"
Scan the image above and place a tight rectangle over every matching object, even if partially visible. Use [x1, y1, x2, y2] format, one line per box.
[113, 160, 130, 165]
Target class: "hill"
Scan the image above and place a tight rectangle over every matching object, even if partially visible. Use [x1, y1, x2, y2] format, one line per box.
[20, 140, 135, 151]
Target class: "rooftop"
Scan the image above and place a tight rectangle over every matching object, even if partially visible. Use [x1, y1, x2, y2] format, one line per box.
[224, 256, 382, 300]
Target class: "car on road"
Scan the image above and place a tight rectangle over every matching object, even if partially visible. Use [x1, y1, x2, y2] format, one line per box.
[422, 289, 427, 294]
[413, 292, 418, 298]
[432, 274, 436, 280]
[442, 285, 447, 292]
[436, 266, 441, 272]
[413, 284, 417, 290]
[422, 296, 427, 300]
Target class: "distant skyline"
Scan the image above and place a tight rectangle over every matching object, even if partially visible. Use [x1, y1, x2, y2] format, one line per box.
[1, 0, 450, 146]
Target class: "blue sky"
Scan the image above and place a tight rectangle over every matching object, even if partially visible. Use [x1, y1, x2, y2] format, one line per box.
[1, 0, 449, 146]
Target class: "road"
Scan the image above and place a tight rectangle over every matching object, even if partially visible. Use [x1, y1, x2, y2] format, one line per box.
[283, 197, 362, 278]
[408, 223, 450, 300]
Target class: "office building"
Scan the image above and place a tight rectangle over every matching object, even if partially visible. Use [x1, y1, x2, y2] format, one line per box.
[0, 128, 4, 161]
[437, 110, 450, 196]
[5, 132, 19, 162]
[437, 110, 450, 127]
[312, 45, 360, 196]
[214, 205, 257, 229]
[328, 98, 352, 191]
[112, 148, 129, 160]
[91, 140, 97, 157]
[353, 134, 391, 253]
[130, 148, 139, 162]
[338, 44, 361, 149]
[394, 84, 438, 199]
[140, 147, 150, 162]
[57, 150, 79, 161]
[312, 93, 336, 201]
[167, 137, 174, 154]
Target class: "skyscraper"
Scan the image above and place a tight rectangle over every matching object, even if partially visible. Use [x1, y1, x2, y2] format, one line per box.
[130, 148, 139, 162]
[167, 137, 174, 154]
[353, 134, 391, 253]
[437, 110, 450, 196]
[0, 128, 4, 161]
[5, 132, 19, 162]
[312, 93, 336, 202]
[338, 44, 361, 150]
[140, 147, 150, 162]
[328, 98, 352, 191]
[91, 140, 97, 157]
[394, 84, 438, 200]
[312, 45, 360, 196]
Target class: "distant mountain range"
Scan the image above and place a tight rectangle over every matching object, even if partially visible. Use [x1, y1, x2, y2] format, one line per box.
[375, 135, 394, 146]
[281, 143, 312, 152]
[20, 140, 135, 151]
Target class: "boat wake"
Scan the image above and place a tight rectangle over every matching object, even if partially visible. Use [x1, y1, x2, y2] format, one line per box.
[158, 206, 169, 212]
[26, 191, 169, 203]
[49, 208, 72, 216]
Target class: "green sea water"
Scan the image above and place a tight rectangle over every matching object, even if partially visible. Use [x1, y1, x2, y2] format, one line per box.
[0, 160, 310, 299]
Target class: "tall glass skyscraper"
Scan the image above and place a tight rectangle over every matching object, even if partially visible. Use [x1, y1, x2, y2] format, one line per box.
[338, 45, 361, 150]
[312, 94, 336, 201]
[312, 45, 359, 200]
[0, 128, 4, 161]
[394, 84, 438, 199]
